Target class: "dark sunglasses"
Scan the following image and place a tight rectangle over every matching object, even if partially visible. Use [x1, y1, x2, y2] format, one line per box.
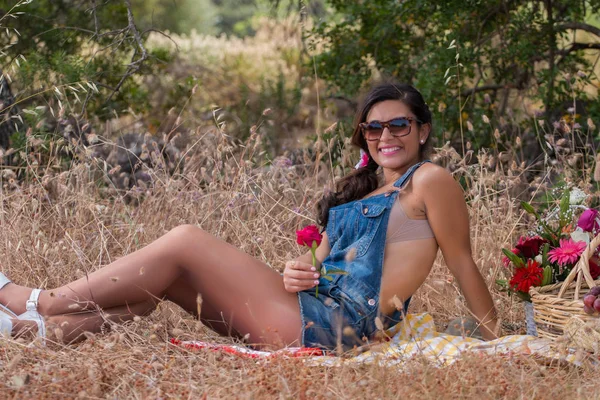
[359, 117, 422, 141]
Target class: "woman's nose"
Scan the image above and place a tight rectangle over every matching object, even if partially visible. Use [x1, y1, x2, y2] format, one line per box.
[379, 127, 394, 141]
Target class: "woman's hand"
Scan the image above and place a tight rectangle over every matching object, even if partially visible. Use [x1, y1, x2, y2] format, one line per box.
[283, 260, 320, 293]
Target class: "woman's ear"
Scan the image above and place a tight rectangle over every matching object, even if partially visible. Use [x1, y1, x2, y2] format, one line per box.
[420, 122, 432, 143]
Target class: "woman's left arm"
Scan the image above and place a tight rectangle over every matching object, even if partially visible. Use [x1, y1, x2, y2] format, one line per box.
[417, 166, 499, 340]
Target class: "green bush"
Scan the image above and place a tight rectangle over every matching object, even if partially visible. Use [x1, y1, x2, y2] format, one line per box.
[310, 0, 600, 153]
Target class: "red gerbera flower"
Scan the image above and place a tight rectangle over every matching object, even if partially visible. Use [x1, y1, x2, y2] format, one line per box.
[509, 259, 543, 293]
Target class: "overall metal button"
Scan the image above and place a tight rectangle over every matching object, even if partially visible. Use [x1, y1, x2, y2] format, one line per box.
[363, 207, 369, 214]
[367, 298, 376, 306]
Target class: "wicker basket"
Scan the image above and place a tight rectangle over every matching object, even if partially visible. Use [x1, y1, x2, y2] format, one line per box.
[528, 234, 600, 339]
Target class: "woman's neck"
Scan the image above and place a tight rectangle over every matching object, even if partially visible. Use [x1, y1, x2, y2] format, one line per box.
[381, 160, 421, 185]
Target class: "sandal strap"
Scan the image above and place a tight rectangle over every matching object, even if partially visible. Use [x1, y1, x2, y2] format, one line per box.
[19, 289, 46, 343]
[26, 289, 41, 312]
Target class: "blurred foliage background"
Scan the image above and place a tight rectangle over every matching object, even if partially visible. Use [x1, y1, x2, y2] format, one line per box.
[0, 0, 599, 175]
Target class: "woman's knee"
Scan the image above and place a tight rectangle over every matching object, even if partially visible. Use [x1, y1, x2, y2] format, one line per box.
[168, 224, 206, 242]
[164, 225, 209, 252]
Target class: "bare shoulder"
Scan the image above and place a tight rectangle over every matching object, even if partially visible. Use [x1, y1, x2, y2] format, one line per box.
[409, 163, 469, 221]
[411, 162, 460, 194]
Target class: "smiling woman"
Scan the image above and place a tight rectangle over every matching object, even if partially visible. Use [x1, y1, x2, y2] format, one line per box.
[0, 82, 497, 352]
[313, 82, 497, 345]
[316, 83, 434, 226]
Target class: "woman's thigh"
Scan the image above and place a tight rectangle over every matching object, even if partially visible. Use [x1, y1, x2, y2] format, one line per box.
[165, 277, 242, 339]
[167, 225, 303, 348]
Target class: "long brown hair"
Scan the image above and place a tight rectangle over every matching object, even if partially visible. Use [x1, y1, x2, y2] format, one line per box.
[316, 82, 433, 227]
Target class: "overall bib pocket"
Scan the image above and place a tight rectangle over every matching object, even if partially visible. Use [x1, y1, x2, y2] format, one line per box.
[327, 202, 387, 259]
[352, 202, 387, 258]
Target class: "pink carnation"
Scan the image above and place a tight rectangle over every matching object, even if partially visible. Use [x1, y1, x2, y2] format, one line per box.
[547, 239, 587, 266]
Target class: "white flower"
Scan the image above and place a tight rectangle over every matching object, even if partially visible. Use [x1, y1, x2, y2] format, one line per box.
[570, 227, 590, 245]
[570, 187, 587, 205]
[535, 255, 543, 264]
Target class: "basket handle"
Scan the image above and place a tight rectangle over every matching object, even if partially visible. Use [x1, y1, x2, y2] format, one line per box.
[557, 233, 600, 299]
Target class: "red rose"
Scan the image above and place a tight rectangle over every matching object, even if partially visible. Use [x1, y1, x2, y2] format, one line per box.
[515, 236, 546, 259]
[509, 259, 543, 293]
[296, 225, 323, 247]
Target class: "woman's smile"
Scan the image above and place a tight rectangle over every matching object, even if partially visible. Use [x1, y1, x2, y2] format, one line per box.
[378, 145, 403, 156]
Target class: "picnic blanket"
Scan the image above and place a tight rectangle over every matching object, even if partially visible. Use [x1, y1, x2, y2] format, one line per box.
[171, 313, 593, 367]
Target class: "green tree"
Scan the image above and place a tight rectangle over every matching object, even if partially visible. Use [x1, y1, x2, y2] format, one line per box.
[311, 0, 600, 150]
[0, 0, 167, 121]
[132, 0, 218, 34]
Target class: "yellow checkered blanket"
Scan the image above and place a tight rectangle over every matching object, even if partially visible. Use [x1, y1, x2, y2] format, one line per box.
[313, 313, 588, 366]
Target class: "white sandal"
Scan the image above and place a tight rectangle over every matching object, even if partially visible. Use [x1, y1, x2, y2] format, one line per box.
[0, 272, 46, 343]
[0, 310, 15, 338]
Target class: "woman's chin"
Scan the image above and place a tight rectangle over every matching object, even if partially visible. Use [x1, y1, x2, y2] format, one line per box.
[377, 156, 413, 170]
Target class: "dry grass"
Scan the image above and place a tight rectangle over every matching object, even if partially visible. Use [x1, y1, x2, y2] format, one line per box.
[1, 116, 600, 398]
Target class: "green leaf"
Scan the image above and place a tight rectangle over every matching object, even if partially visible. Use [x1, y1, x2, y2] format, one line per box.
[502, 248, 525, 268]
[521, 201, 537, 217]
[558, 189, 571, 227]
[541, 266, 553, 286]
[541, 243, 550, 265]
[560, 189, 570, 217]
[496, 279, 508, 288]
[321, 275, 334, 281]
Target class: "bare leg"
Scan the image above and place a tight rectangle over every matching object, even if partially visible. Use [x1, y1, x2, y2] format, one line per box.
[0, 225, 303, 347]
[10, 300, 157, 343]
[30, 277, 252, 343]
[163, 277, 242, 338]
[47, 300, 158, 343]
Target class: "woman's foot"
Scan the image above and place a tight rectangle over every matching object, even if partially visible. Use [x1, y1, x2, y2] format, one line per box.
[0, 273, 47, 342]
[0, 282, 36, 315]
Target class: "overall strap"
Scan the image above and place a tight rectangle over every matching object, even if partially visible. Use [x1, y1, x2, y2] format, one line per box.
[392, 160, 431, 189]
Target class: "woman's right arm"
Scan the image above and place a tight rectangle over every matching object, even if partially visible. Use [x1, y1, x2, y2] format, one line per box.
[283, 232, 331, 293]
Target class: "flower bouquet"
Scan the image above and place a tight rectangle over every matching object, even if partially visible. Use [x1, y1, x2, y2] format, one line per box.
[497, 188, 600, 338]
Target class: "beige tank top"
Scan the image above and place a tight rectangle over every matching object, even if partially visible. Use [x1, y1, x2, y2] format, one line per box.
[386, 197, 435, 243]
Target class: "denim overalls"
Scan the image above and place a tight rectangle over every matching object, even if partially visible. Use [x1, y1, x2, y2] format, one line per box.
[297, 161, 430, 351]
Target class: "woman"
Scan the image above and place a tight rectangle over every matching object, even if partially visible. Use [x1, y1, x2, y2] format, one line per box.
[0, 82, 498, 350]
